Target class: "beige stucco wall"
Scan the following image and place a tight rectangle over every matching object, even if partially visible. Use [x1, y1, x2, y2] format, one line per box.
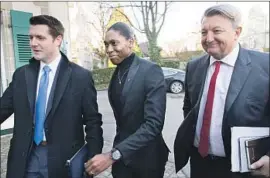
[12, 2, 41, 15]
[1, 2, 16, 85]
[48, 2, 71, 59]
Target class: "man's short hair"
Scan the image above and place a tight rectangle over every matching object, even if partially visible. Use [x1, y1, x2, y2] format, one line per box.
[202, 4, 242, 29]
[29, 15, 65, 39]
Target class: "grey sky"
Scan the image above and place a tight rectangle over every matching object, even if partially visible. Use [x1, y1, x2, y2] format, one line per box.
[118, 2, 269, 45]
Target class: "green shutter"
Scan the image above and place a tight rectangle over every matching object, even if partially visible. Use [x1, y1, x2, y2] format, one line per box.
[10, 10, 33, 68]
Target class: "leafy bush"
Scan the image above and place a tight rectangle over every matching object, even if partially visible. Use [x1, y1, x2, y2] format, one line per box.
[159, 61, 180, 69]
[175, 50, 205, 61]
[92, 67, 115, 86]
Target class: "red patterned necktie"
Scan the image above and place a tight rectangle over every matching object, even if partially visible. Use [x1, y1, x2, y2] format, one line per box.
[198, 61, 221, 157]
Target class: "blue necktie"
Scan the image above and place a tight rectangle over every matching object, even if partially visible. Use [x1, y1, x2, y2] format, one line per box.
[34, 65, 51, 145]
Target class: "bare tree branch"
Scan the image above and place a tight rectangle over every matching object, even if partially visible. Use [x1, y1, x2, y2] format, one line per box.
[101, 2, 148, 9]
[102, 2, 145, 33]
[155, 2, 158, 23]
[86, 21, 101, 35]
[145, 1, 151, 36]
[141, 1, 150, 37]
[157, 2, 169, 35]
[117, 8, 145, 33]
[150, 2, 156, 34]
[91, 1, 172, 62]
[100, 1, 172, 38]
[130, 2, 144, 31]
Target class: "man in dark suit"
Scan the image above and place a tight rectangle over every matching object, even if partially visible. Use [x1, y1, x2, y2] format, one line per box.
[0, 15, 103, 178]
[173, 4, 269, 178]
[84, 22, 169, 178]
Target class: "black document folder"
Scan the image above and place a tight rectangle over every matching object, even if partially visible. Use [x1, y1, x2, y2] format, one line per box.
[245, 136, 270, 169]
[66, 143, 92, 178]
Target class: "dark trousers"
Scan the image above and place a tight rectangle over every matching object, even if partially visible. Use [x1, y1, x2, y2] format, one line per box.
[24, 144, 48, 178]
[112, 161, 165, 178]
[190, 146, 262, 178]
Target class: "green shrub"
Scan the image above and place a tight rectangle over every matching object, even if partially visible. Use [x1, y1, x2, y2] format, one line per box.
[159, 61, 180, 69]
[175, 50, 205, 61]
[92, 67, 115, 86]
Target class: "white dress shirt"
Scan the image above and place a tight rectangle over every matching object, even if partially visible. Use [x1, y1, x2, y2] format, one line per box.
[35, 54, 62, 141]
[194, 44, 240, 157]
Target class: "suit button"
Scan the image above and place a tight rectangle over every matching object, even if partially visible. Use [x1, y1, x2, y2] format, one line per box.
[45, 129, 49, 132]
[22, 152, 26, 157]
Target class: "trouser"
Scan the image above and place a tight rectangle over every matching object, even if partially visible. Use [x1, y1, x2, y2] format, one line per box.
[25, 142, 48, 178]
[190, 146, 264, 178]
[112, 160, 166, 178]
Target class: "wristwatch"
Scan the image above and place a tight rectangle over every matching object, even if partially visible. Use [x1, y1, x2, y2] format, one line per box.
[111, 148, 122, 161]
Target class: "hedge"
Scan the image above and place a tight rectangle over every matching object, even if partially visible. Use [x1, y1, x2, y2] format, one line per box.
[91, 60, 189, 90]
[91, 60, 188, 89]
[91, 61, 181, 86]
[92, 67, 115, 89]
[159, 61, 187, 70]
[175, 50, 205, 60]
[159, 61, 180, 69]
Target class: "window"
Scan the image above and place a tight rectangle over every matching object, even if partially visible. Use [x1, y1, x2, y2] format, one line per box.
[10, 10, 33, 68]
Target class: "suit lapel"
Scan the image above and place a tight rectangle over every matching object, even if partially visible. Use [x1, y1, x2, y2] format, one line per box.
[45, 60, 61, 118]
[193, 55, 210, 114]
[108, 68, 117, 114]
[224, 48, 251, 114]
[46, 57, 71, 120]
[25, 61, 40, 118]
[121, 57, 140, 115]
[221, 48, 251, 156]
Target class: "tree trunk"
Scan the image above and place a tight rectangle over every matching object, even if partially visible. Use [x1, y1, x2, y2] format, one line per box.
[148, 36, 160, 62]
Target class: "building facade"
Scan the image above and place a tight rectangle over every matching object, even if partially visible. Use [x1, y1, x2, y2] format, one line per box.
[239, 4, 269, 51]
[1, 2, 71, 94]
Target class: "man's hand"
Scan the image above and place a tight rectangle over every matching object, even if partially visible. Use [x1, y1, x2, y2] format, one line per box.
[84, 152, 115, 176]
[250, 155, 270, 177]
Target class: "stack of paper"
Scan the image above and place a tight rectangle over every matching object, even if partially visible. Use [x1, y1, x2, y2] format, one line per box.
[231, 127, 269, 173]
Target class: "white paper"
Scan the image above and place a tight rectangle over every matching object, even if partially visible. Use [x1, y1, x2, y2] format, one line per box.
[231, 127, 269, 172]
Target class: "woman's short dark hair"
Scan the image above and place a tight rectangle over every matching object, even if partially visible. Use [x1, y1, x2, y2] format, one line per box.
[107, 22, 134, 40]
[29, 15, 64, 39]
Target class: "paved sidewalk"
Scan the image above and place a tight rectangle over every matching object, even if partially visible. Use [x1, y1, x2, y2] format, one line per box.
[1, 134, 189, 178]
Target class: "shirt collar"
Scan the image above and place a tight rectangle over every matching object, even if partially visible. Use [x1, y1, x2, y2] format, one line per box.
[40, 53, 62, 74]
[117, 52, 135, 70]
[209, 43, 239, 67]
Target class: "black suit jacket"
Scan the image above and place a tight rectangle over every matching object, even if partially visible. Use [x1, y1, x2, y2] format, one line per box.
[0, 52, 103, 178]
[108, 55, 169, 170]
[174, 47, 270, 172]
